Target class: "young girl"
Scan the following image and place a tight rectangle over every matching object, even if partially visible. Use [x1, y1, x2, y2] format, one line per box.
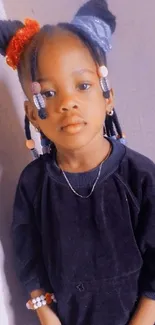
[1, 1, 155, 324]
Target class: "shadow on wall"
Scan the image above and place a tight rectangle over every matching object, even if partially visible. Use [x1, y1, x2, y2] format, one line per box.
[0, 81, 38, 325]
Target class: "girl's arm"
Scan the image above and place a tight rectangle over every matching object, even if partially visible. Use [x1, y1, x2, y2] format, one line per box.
[12, 176, 48, 294]
[12, 170, 61, 324]
[130, 164, 155, 324]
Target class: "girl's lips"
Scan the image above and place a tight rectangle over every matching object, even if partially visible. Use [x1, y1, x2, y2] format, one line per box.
[60, 116, 87, 134]
[62, 122, 86, 134]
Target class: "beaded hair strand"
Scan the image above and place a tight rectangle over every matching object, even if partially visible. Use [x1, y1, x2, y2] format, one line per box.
[24, 115, 39, 159]
[30, 47, 47, 120]
[29, 45, 51, 153]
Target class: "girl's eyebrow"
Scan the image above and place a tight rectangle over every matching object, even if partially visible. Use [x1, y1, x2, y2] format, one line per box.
[36, 77, 52, 83]
[72, 68, 96, 75]
[37, 68, 95, 83]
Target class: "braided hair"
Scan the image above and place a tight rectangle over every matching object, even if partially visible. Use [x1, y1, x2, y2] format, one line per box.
[0, 0, 125, 157]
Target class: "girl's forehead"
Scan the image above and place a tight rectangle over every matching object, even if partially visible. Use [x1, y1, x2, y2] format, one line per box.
[37, 30, 97, 76]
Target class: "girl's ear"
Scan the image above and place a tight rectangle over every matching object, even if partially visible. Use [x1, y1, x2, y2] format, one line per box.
[24, 100, 39, 128]
[105, 88, 114, 115]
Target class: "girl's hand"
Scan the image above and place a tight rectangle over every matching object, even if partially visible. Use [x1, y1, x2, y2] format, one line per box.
[37, 305, 61, 325]
[129, 296, 155, 325]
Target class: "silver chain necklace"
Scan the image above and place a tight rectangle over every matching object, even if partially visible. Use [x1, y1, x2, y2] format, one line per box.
[61, 160, 104, 199]
[59, 145, 111, 199]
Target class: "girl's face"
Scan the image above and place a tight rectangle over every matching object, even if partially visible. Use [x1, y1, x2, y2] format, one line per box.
[24, 29, 113, 151]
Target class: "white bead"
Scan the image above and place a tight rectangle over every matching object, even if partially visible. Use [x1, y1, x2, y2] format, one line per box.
[40, 295, 45, 301]
[42, 300, 47, 306]
[53, 295, 57, 303]
[33, 94, 45, 110]
[26, 302, 30, 310]
[36, 297, 41, 302]
[37, 302, 42, 308]
[32, 298, 36, 304]
[98, 65, 108, 78]
[34, 304, 38, 310]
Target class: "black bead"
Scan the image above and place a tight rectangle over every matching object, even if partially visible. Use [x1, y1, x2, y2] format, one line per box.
[38, 108, 47, 120]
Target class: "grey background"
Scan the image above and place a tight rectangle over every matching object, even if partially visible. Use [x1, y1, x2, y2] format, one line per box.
[0, 0, 155, 324]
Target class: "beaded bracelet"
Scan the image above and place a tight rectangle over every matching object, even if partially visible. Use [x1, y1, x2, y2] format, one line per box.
[26, 293, 56, 311]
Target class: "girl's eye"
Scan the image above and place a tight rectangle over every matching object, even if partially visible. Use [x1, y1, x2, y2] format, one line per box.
[42, 90, 56, 98]
[78, 83, 91, 91]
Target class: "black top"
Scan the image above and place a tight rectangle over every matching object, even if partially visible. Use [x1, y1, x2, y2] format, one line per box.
[12, 140, 155, 325]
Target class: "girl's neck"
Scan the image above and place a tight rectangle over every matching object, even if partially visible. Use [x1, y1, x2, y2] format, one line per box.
[56, 134, 111, 173]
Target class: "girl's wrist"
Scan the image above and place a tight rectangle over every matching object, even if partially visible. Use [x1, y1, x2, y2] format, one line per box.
[27, 291, 55, 311]
[30, 289, 45, 299]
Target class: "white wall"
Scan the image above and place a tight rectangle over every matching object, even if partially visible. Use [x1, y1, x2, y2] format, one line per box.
[0, 1, 155, 325]
[0, 2, 27, 324]
[108, 0, 155, 159]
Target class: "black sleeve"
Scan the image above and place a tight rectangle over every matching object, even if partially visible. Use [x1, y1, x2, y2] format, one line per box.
[12, 170, 49, 294]
[138, 168, 155, 300]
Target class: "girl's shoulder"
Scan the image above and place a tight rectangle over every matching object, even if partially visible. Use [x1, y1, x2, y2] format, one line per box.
[108, 143, 155, 211]
[20, 155, 45, 183]
[16, 155, 46, 203]
[121, 145, 155, 178]
[110, 139, 155, 182]
[116, 145, 155, 204]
